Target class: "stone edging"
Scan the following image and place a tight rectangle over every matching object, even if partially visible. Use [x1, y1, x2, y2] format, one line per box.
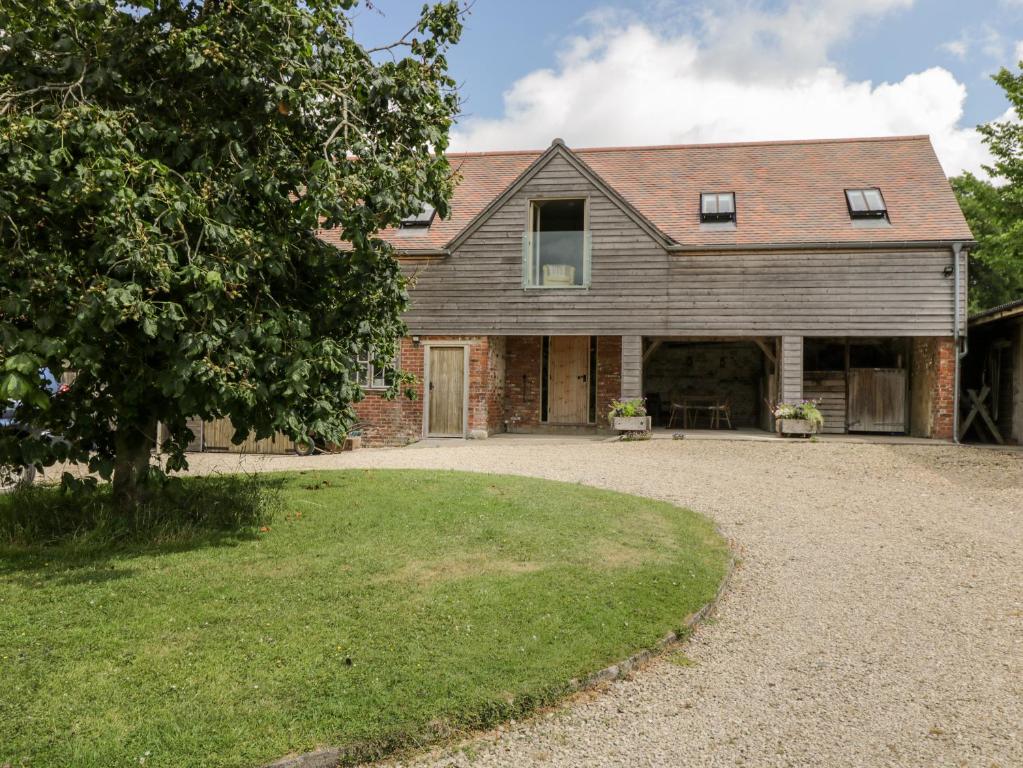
[263, 555, 737, 768]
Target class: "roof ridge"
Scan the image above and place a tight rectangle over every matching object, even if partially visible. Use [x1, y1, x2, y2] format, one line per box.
[445, 135, 931, 158]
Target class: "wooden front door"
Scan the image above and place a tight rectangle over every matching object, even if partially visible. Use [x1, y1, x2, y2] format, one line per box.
[848, 368, 907, 433]
[547, 336, 590, 424]
[427, 346, 466, 436]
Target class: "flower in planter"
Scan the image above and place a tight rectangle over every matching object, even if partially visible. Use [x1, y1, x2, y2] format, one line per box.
[608, 398, 647, 420]
[772, 399, 824, 430]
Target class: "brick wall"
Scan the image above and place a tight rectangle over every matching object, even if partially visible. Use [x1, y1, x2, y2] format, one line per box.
[356, 334, 625, 442]
[504, 336, 542, 430]
[353, 336, 493, 445]
[351, 337, 424, 446]
[595, 335, 622, 428]
[486, 336, 507, 434]
[910, 336, 956, 439]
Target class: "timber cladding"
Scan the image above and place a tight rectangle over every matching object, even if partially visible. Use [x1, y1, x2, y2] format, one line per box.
[402, 152, 965, 338]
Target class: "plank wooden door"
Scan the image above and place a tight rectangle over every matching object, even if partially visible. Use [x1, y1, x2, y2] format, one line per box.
[547, 336, 590, 424]
[848, 368, 907, 433]
[427, 346, 466, 436]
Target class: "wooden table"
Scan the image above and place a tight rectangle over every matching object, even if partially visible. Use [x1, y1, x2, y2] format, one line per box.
[669, 395, 724, 429]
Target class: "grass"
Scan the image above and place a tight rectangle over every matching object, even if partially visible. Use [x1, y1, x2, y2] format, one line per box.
[0, 469, 729, 768]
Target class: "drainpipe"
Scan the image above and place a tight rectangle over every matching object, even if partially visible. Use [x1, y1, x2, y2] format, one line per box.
[952, 242, 968, 444]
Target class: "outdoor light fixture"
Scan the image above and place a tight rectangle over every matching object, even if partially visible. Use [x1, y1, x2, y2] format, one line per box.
[412, 336, 421, 345]
[943, 265, 955, 278]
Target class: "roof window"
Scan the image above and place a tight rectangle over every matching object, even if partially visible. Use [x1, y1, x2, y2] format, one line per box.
[700, 192, 735, 223]
[399, 203, 436, 228]
[845, 188, 887, 220]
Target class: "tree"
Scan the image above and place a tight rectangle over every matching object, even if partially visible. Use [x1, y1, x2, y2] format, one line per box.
[951, 66, 1023, 313]
[0, 0, 463, 506]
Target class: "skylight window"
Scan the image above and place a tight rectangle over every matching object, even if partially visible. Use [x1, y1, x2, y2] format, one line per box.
[845, 188, 887, 220]
[700, 192, 736, 223]
[398, 203, 436, 228]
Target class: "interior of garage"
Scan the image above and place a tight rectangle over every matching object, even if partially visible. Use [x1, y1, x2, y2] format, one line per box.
[642, 339, 773, 429]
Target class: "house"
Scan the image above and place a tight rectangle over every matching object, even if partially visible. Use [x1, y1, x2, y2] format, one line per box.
[321, 135, 973, 446]
[962, 299, 1023, 444]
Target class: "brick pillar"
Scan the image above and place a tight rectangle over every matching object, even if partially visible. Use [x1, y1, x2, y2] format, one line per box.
[596, 336, 622, 427]
[910, 337, 956, 439]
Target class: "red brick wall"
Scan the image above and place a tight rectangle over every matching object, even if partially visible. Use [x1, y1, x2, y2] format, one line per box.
[910, 336, 956, 439]
[353, 336, 492, 445]
[351, 337, 424, 446]
[504, 335, 622, 432]
[504, 336, 543, 430]
[486, 337, 507, 434]
[596, 335, 622, 428]
[355, 334, 625, 443]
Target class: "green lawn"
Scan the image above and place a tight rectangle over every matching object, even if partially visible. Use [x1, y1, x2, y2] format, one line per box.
[0, 469, 729, 768]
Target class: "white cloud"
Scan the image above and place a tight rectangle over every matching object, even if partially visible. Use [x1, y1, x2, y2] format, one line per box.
[451, 0, 993, 177]
[941, 39, 969, 59]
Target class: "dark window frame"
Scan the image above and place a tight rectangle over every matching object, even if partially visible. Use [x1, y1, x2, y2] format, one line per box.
[844, 188, 888, 221]
[700, 192, 737, 224]
[398, 203, 436, 229]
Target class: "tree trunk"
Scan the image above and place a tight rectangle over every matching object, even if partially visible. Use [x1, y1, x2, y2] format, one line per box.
[112, 420, 157, 509]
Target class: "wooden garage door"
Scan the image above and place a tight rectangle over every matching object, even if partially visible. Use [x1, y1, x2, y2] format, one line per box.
[427, 346, 466, 436]
[547, 336, 590, 424]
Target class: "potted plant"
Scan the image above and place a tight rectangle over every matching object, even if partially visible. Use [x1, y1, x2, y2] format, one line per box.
[608, 398, 651, 433]
[772, 400, 824, 437]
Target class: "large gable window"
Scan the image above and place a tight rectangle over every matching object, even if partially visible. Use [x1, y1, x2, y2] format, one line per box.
[523, 198, 590, 288]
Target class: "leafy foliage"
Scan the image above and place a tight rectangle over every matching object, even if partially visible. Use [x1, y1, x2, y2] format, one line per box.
[608, 398, 647, 419]
[0, 0, 463, 498]
[950, 66, 1023, 312]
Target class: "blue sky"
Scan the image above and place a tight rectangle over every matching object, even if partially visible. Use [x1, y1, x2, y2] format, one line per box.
[352, 1, 1023, 175]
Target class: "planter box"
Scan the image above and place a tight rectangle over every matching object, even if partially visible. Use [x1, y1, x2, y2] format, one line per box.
[612, 415, 652, 432]
[776, 418, 816, 437]
[342, 436, 362, 451]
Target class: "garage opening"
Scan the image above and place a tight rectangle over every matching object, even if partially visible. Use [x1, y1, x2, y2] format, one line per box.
[642, 339, 775, 430]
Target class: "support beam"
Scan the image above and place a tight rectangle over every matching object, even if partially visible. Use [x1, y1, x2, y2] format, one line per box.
[753, 338, 777, 365]
[642, 339, 663, 364]
[779, 336, 804, 403]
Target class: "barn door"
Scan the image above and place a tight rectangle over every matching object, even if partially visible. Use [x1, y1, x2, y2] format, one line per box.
[848, 368, 907, 433]
[547, 336, 590, 424]
[427, 346, 466, 437]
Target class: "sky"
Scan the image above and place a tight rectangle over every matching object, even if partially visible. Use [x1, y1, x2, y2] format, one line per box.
[351, 0, 1023, 177]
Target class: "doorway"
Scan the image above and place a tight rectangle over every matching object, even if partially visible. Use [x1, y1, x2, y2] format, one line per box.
[543, 336, 594, 424]
[426, 345, 467, 437]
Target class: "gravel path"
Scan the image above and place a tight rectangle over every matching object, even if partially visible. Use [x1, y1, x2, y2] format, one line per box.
[189, 437, 1023, 768]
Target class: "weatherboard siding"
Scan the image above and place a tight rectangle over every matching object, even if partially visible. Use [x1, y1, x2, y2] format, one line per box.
[402, 153, 961, 337]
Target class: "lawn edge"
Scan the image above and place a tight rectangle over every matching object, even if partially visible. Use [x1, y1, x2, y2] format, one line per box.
[261, 553, 737, 768]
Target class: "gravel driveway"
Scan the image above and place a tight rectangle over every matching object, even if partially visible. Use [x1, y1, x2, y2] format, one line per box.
[189, 436, 1023, 768]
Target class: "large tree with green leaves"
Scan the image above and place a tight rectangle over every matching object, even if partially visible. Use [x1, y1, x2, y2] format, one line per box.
[951, 66, 1023, 313]
[0, 0, 462, 505]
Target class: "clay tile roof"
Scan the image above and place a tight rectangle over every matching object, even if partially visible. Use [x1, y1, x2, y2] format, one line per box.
[321, 135, 974, 252]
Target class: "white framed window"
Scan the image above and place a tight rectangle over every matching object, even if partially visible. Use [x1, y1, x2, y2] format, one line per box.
[700, 192, 736, 223]
[523, 198, 591, 288]
[357, 348, 395, 389]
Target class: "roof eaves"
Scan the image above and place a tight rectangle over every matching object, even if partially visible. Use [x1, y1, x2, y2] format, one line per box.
[665, 238, 976, 253]
[969, 297, 1023, 326]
